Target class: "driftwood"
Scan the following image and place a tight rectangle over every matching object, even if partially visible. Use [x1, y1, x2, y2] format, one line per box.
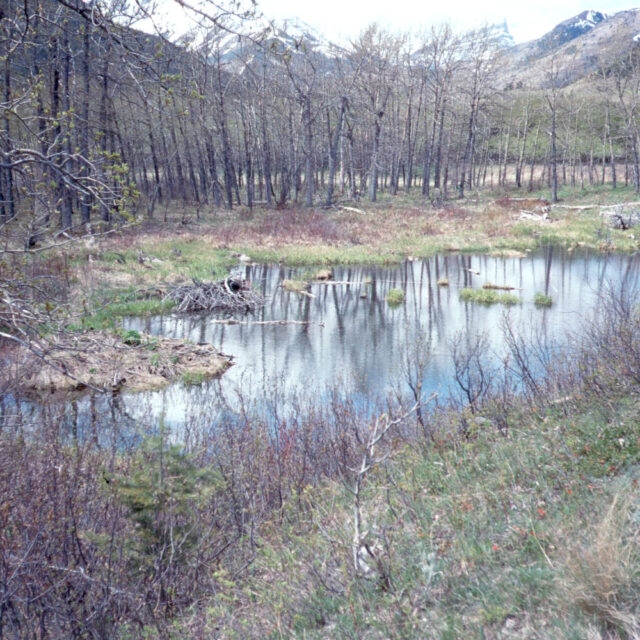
[482, 283, 522, 291]
[339, 205, 370, 215]
[211, 319, 324, 326]
[551, 204, 595, 210]
[519, 210, 550, 221]
[313, 280, 364, 286]
[166, 278, 264, 313]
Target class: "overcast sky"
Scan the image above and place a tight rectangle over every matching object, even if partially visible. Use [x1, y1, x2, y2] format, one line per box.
[254, 0, 638, 43]
[149, 0, 639, 44]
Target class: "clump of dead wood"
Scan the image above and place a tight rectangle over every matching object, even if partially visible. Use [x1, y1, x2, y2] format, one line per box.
[165, 277, 264, 313]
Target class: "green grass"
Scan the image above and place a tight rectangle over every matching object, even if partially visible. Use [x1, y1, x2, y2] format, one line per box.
[181, 371, 205, 386]
[71, 290, 175, 331]
[386, 288, 405, 306]
[197, 392, 640, 639]
[534, 293, 553, 307]
[459, 288, 520, 306]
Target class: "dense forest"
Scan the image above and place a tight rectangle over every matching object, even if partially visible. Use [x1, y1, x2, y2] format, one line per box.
[3, 0, 640, 243]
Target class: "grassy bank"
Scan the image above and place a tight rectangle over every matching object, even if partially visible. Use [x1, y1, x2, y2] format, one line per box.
[51, 186, 639, 325]
[199, 397, 639, 639]
[2, 285, 640, 638]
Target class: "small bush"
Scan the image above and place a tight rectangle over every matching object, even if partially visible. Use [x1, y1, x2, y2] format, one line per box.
[437, 277, 449, 286]
[121, 329, 141, 346]
[386, 288, 405, 306]
[534, 293, 553, 307]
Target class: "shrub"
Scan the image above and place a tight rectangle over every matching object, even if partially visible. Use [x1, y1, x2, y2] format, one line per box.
[121, 328, 141, 345]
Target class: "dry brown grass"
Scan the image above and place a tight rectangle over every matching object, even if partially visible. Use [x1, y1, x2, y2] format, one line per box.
[561, 493, 640, 638]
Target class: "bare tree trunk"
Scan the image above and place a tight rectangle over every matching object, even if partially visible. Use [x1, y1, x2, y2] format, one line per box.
[60, 31, 73, 229]
[326, 97, 347, 206]
[528, 125, 540, 192]
[79, 22, 92, 224]
[515, 104, 529, 188]
[458, 104, 476, 198]
[2, 23, 15, 221]
[368, 117, 381, 202]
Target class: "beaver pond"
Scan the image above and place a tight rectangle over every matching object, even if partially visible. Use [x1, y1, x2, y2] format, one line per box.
[3, 247, 640, 439]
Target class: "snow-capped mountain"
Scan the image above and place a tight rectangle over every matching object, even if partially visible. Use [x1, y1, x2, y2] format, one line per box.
[203, 8, 640, 89]
[534, 9, 609, 52]
[501, 8, 640, 89]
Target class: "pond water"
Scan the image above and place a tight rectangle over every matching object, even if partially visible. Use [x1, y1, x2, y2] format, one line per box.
[3, 248, 640, 439]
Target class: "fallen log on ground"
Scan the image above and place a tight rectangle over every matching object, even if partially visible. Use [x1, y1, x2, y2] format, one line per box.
[165, 278, 264, 313]
[519, 210, 550, 221]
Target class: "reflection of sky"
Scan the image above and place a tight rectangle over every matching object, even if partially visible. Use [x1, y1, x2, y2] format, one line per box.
[5, 249, 638, 439]
[118, 248, 640, 428]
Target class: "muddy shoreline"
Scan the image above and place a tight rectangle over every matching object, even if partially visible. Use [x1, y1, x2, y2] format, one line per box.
[7, 331, 232, 394]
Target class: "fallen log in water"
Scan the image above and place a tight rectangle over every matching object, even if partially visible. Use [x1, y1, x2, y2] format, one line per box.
[210, 319, 324, 326]
[165, 278, 264, 313]
[482, 282, 523, 291]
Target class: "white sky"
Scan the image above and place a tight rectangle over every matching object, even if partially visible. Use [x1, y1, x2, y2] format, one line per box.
[250, 0, 637, 43]
[148, 0, 639, 44]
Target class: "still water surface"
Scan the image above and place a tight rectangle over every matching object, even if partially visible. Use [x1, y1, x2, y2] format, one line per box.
[4, 248, 640, 438]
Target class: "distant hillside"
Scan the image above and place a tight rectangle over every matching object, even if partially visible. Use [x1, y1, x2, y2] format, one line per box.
[217, 9, 640, 90]
[501, 8, 640, 89]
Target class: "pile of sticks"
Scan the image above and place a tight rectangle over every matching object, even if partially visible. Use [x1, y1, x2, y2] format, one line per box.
[165, 278, 264, 313]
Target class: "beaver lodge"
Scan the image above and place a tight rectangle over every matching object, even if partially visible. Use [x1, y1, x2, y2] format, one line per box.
[165, 277, 264, 313]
